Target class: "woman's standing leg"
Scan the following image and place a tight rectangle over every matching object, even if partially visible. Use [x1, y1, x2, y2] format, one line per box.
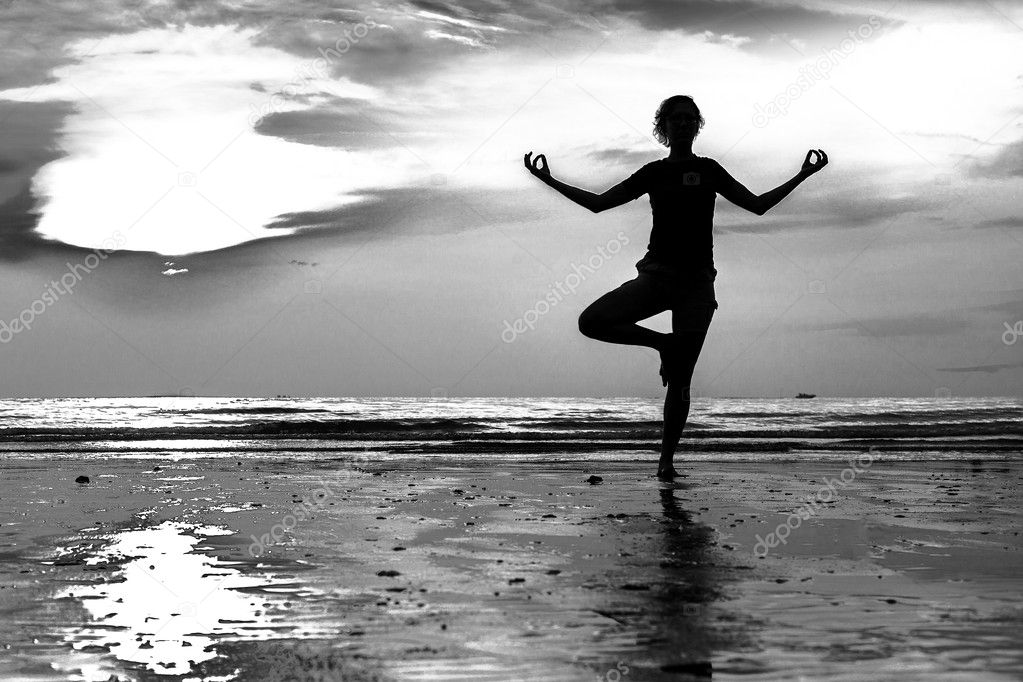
[658, 303, 715, 479]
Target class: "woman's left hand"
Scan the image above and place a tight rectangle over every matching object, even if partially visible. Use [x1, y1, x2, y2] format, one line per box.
[800, 149, 828, 176]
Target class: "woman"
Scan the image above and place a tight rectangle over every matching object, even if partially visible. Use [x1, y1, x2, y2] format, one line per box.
[524, 94, 828, 480]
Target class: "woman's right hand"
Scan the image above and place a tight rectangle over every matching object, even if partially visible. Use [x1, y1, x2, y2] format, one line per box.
[524, 151, 551, 179]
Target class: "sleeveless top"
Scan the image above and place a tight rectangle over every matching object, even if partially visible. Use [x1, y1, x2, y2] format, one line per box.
[617, 155, 723, 286]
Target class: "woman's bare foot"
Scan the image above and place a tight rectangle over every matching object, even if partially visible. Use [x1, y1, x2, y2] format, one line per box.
[659, 345, 676, 387]
[657, 464, 683, 480]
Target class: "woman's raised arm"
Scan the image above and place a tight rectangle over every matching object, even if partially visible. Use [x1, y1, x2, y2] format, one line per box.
[716, 149, 828, 216]
[524, 151, 639, 214]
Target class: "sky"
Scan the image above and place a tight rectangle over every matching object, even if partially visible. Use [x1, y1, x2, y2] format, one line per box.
[0, 0, 1020, 398]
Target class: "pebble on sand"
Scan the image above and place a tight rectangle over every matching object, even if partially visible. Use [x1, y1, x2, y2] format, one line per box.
[75, 475, 90, 484]
[586, 475, 603, 485]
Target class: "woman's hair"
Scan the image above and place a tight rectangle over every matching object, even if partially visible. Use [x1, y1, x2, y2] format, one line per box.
[653, 95, 705, 147]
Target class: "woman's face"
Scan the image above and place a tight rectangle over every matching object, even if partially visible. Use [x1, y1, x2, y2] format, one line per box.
[665, 102, 700, 144]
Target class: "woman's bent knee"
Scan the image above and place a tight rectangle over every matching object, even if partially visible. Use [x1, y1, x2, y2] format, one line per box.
[578, 310, 603, 339]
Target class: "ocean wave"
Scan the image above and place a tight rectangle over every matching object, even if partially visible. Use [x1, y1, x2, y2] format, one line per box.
[0, 398, 1019, 460]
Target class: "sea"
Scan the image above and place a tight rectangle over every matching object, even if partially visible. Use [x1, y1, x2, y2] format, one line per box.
[0, 396, 1019, 463]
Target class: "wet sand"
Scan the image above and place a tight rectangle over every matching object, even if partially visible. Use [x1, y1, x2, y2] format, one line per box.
[0, 456, 1020, 680]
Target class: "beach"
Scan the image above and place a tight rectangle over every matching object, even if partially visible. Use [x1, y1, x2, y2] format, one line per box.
[1, 447, 1021, 681]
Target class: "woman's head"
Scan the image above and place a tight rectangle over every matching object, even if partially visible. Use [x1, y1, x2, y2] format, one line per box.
[653, 95, 704, 147]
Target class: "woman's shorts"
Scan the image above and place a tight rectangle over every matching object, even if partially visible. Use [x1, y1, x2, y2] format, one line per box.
[634, 261, 719, 313]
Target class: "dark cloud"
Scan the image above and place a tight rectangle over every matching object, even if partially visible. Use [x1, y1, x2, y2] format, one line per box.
[252, 100, 416, 150]
[261, 188, 424, 234]
[716, 215, 817, 232]
[968, 290, 1023, 317]
[400, 0, 901, 58]
[0, 100, 73, 183]
[0, 100, 93, 261]
[967, 135, 1023, 178]
[795, 313, 969, 337]
[0, 157, 23, 174]
[937, 361, 1023, 374]
[250, 2, 552, 88]
[586, 146, 662, 167]
[406, 0, 600, 35]
[821, 192, 931, 224]
[601, 0, 900, 56]
[716, 187, 930, 233]
[0, 182, 51, 260]
[260, 184, 546, 238]
[139, 183, 549, 279]
[974, 216, 1023, 230]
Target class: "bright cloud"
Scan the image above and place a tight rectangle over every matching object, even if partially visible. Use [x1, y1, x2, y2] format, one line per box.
[0, 24, 402, 255]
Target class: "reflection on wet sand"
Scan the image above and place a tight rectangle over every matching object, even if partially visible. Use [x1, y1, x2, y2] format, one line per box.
[652, 485, 719, 675]
[52, 521, 300, 678]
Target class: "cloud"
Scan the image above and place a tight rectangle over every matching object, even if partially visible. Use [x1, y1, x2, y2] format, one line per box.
[716, 186, 931, 233]
[795, 312, 969, 337]
[585, 146, 662, 167]
[262, 184, 547, 238]
[937, 361, 1023, 374]
[601, 0, 898, 55]
[967, 134, 1023, 178]
[0, 99, 108, 261]
[968, 290, 1023, 317]
[252, 99, 421, 150]
[974, 216, 1023, 230]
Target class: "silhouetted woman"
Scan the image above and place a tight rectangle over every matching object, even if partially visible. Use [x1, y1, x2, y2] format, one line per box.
[524, 94, 827, 479]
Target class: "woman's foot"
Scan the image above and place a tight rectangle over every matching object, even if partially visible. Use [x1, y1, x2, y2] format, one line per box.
[659, 345, 676, 387]
[657, 463, 683, 480]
